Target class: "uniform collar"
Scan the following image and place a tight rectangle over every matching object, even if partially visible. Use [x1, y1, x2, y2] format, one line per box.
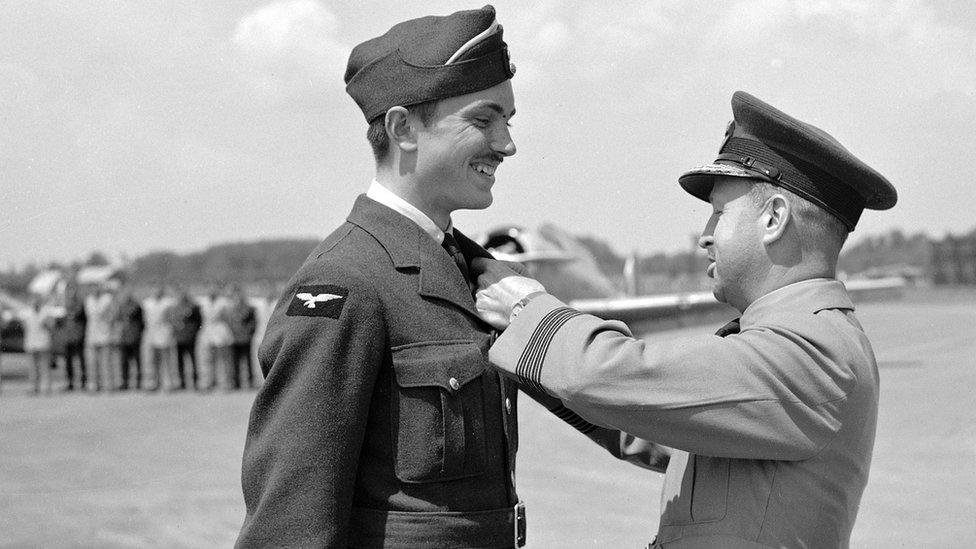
[740, 278, 854, 328]
[347, 195, 493, 322]
[366, 180, 452, 244]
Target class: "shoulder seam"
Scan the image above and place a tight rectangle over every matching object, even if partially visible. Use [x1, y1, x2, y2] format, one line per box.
[314, 223, 355, 259]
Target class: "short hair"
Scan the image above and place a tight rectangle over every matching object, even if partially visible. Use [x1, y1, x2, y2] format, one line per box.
[366, 101, 439, 162]
[749, 182, 849, 252]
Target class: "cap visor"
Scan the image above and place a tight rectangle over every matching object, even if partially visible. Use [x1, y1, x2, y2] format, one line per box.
[678, 163, 760, 201]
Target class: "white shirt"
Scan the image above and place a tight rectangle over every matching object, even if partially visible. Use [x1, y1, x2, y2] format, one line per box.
[366, 180, 453, 244]
[85, 292, 115, 346]
[21, 305, 56, 352]
[199, 295, 232, 347]
[142, 295, 175, 348]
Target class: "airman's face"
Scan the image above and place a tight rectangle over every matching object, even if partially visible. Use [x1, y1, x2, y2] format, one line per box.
[698, 177, 765, 311]
[412, 80, 517, 220]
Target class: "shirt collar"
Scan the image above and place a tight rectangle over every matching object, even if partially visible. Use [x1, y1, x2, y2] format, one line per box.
[366, 180, 452, 244]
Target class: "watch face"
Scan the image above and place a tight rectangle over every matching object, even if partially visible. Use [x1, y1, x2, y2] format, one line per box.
[510, 296, 529, 322]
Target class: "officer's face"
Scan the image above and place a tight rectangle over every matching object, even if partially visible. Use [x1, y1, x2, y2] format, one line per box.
[412, 80, 517, 220]
[699, 177, 766, 312]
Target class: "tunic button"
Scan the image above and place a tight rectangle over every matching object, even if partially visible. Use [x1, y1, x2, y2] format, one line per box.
[449, 377, 460, 391]
[505, 397, 512, 413]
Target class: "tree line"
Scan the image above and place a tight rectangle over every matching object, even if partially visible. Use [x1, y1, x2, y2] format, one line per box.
[1, 227, 971, 297]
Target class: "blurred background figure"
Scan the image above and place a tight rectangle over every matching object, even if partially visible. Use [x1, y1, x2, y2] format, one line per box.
[47, 309, 67, 390]
[85, 285, 116, 391]
[142, 285, 174, 391]
[224, 286, 256, 391]
[106, 282, 123, 391]
[114, 286, 144, 391]
[61, 285, 87, 391]
[21, 296, 56, 395]
[199, 285, 232, 391]
[249, 283, 277, 389]
[168, 288, 202, 391]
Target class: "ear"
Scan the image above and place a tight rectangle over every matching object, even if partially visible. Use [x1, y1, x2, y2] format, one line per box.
[385, 106, 417, 153]
[759, 193, 791, 245]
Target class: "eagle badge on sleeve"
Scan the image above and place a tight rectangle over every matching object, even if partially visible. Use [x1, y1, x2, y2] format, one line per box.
[286, 285, 349, 318]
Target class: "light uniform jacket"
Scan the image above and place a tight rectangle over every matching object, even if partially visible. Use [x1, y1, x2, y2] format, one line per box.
[490, 279, 879, 548]
[21, 306, 56, 352]
[251, 297, 275, 352]
[142, 296, 175, 348]
[85, 293, 115, 347]
[236, 196, 661, 549]
[199, 296, 232, 347]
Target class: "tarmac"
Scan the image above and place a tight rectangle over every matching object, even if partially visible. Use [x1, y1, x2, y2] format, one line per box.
[0, 286, 974, 547]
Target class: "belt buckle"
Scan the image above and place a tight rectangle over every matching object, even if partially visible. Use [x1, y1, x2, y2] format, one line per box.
[513, 501, 526, 547]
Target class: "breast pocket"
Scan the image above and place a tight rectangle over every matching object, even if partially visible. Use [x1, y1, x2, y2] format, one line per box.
[390, 341, 488, 483]
[661, 453, 730, 526]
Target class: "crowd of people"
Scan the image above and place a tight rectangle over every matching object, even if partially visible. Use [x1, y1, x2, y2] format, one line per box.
[16, 282, 276, 396]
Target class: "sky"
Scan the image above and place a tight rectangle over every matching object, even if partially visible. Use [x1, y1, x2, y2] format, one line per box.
[3, 0, 976, 269]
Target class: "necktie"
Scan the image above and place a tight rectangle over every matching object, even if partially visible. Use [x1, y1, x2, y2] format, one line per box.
[714, 318, 741, 337]
[441, 231, 470, 282]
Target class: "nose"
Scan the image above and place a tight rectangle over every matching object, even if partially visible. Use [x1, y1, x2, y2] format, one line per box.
[698, 215, 717, 250]
[492, 125, 517, 157]
[698, 234, 713, 250]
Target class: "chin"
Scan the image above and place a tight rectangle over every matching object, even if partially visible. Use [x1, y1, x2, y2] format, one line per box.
[711, 283, 726, 305]
[465, 193, 493, 211]
[712, 289, 724, 304]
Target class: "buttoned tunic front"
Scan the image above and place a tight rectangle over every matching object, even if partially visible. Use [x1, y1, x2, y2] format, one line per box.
[490, 279, 879, 548]
[237, 196, 524, 548]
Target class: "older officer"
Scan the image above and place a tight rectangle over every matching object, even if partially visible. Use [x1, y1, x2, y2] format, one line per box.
[473, 91, 897, 548]
[236, 7, 662, 548]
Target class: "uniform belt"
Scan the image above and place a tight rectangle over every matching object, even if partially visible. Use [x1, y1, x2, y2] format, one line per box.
[349, 502, 526, 548]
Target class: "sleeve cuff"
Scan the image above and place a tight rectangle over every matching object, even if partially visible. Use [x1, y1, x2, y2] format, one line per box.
[494, 293, 583, 395]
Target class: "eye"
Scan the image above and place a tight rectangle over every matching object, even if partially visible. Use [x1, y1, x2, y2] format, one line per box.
[472, 117, 490, 127]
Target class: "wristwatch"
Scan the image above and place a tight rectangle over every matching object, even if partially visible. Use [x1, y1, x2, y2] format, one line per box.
[509, 291, 546, 324]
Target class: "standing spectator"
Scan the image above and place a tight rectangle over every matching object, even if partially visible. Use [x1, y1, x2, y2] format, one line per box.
[106, 283, 123, 391]
[168, 289, 202, 390]
[142, 285, 174, 391]
[62, 287, 87, 391]
[85, 286, 116, 391]
[47, 307, 66, 388]
[249, 283, 278, 388]
[114, 287, 144, 390]
[21, 296, 56, 395]
[199, 286, 232, 390]
[224, 286, 256, 390]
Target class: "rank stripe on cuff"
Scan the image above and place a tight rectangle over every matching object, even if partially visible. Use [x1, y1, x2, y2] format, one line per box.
[551, 403, 598, 435]
[515, 307, 581, 393]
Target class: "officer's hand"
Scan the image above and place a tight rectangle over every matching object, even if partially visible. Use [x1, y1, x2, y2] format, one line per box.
[471, 257, 546, 330]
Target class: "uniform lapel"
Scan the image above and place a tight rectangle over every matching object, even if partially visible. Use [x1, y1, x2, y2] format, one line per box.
[346, 195, 486, 321]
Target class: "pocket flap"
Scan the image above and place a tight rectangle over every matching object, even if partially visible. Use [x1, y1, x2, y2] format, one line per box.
[391, 341, 487, 391]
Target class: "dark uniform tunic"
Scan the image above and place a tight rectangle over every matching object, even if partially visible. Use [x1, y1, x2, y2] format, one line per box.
[238, 196, 522, 548]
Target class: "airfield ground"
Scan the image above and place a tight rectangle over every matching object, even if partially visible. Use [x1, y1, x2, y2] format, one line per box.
[1, 287, 974, 547]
